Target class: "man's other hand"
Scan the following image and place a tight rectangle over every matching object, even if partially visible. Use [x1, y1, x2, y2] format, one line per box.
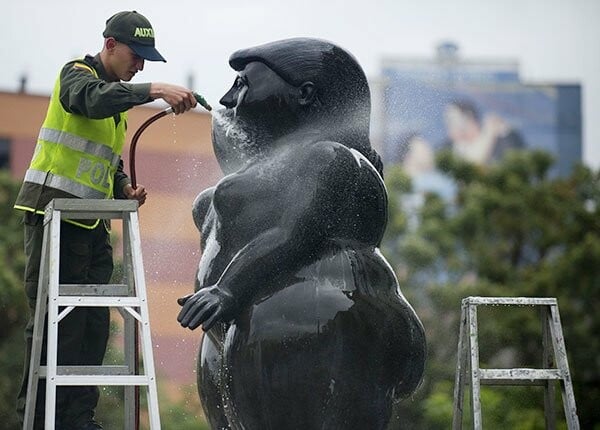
[123, 183, 147, 206]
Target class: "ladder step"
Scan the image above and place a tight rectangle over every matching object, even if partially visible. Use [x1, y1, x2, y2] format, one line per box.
[59, 284, 130, 296]
[39, 366, 155, 386]
[464, 296, 557, 306]
[479, 368, 563, 385]
[55, 296, 142, 307]
[39, 365, 131, 377]
[49, 198, 138, 218]
[51, 375, 154, 386]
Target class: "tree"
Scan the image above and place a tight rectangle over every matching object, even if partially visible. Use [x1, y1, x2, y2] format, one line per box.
[0, 170, 28, 428]
[383, 150, 600, 429]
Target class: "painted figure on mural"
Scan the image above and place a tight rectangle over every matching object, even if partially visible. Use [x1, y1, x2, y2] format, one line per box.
[177, 37, 426, 429]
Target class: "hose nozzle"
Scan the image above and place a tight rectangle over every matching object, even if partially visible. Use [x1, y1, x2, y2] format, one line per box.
[193, 92, 212, 111]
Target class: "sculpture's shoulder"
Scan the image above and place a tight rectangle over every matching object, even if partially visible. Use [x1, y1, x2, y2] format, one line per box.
[297, 141, 383, 187]
[290, 140, 364, 174]
[299, 139, 347, 159]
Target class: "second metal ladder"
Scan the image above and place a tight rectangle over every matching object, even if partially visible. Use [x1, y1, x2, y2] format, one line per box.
[452, 296, 579, 429]
[23, 198, 161, 429]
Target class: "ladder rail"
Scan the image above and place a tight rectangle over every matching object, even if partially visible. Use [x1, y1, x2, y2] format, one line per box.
[452, 303, 468, 429]
[127, 210, 161, 429]
[45, 209, 62, 430]
[123, 212, 137, 430]
[542, 306, 557, 430]
[22, 224, 51, 430]
[548, 305, 579, 428]
[467, 304, 483, 430]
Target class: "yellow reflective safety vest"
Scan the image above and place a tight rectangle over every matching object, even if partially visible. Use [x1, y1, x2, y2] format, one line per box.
[14, 62, 127, 228]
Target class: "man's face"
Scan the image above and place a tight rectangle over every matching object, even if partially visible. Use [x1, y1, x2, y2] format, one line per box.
[109, 42, 144, 82]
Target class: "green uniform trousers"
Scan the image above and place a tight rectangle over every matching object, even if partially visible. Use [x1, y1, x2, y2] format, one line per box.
[16, 212, 113, 429]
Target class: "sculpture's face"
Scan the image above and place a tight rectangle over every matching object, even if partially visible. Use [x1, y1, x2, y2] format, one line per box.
[221, 62, 300, 135]
[212, 61, 302, 172]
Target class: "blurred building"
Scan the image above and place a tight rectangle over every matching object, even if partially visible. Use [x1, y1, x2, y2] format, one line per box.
[378, 42, 582, 178]
[0, 91, 219, 397]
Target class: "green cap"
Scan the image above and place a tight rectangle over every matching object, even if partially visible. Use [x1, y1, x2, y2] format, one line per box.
[103, 11, 166, 62]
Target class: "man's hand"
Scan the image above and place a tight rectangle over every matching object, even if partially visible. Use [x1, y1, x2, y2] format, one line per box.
[150, 83, 197, 115]
[123, 183, 147, 206]
[177, 286, 235, 331]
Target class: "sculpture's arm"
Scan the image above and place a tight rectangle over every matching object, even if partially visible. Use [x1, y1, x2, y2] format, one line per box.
[177, 142, 360, 331]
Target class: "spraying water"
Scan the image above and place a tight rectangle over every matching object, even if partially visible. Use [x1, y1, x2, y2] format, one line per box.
[210, 110, 250, 143]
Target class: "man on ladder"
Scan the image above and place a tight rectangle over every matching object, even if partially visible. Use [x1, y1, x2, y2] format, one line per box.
[13, 10, 197, 429]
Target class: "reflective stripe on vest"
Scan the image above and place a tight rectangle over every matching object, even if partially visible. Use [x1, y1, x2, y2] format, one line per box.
[38, 128, 121, 168]
[24, 168, 106, 199]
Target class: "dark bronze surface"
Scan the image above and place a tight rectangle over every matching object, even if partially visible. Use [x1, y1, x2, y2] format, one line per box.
[178, 37, 426, 429]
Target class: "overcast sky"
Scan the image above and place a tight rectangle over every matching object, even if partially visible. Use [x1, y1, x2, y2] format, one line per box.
[2, 0, 598, 168]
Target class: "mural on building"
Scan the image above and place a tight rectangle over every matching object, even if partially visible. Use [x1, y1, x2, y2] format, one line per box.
[380, 43, 582, 183]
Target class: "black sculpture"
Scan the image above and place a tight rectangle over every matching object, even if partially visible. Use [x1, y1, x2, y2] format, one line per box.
[178, 38, 426, 429]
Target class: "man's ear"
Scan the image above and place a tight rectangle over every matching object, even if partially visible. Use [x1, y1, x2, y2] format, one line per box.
[104, 37, 118, 52]
[298, 82, 316, 106]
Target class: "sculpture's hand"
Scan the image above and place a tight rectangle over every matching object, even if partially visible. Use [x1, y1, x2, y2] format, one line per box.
[177, 286, 235, 331]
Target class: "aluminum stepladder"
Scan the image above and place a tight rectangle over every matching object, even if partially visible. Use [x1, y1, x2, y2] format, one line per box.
[452, 296, 579, 430]
[23, 198, 161, 430]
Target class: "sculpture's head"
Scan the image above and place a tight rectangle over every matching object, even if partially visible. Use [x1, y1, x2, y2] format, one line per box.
[213, 37, 380, 174]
